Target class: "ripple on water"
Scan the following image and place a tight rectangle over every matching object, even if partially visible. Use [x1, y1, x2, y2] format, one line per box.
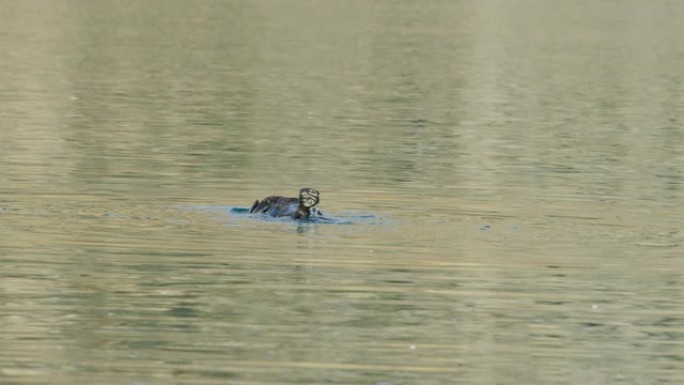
[184, 205, 389, 226]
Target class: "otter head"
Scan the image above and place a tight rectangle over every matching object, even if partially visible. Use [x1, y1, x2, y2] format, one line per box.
[299, 188, 320, 208]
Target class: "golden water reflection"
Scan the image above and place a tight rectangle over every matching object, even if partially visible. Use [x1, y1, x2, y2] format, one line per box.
[1, 1, 683, 384]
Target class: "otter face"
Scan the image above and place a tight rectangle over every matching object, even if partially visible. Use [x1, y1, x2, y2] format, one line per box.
[299, 188, 320, 208]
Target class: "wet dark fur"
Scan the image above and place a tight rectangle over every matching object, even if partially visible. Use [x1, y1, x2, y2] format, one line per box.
[249, 188, 320, 219]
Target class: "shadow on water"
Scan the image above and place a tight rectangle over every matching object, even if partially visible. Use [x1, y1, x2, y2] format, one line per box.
[185, 206, 386, 226]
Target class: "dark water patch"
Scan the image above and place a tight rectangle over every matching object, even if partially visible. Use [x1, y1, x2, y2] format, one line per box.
[184, 206, 387, 226]
[166, 306, 201, 318]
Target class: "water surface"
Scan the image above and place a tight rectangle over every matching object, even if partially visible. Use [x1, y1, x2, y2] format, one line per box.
[1, 1, 683, 384]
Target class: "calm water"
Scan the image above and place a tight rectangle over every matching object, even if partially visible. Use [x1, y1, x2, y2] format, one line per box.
[2, 1, 683, 384]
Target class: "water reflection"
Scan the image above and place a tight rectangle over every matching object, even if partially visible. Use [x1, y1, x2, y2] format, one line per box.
[2, 0, 684, 384]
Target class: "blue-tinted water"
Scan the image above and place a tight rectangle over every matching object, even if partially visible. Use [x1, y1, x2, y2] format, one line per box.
[189, 205, 386, 226]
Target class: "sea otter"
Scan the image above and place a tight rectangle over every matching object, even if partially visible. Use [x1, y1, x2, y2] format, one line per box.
[249, 188, 321, 219]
